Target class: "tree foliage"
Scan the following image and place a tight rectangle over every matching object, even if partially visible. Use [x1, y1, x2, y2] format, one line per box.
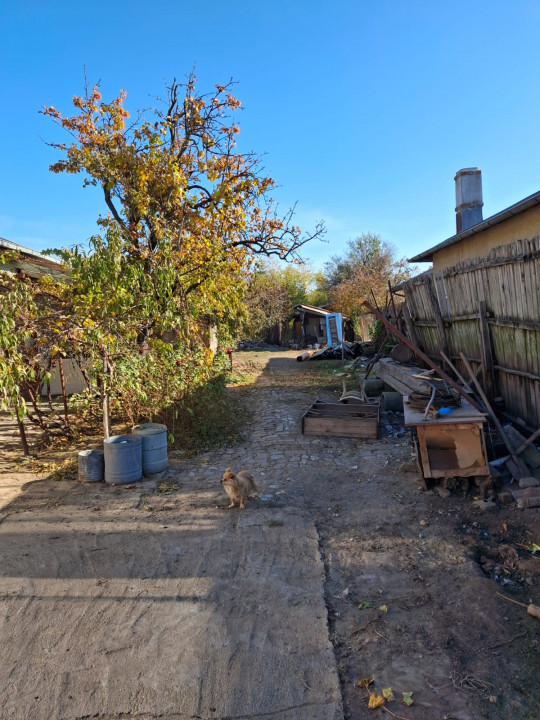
[2, 74, 325, 453]
[242, 261, 320, 344]
[321, 233, 414, 333]
[42, 74, 324, 317]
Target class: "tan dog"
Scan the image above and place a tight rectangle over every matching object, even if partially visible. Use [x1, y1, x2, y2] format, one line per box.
[221, 468, 259, 509]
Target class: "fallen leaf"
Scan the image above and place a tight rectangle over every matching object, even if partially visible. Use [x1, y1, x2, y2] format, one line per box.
[382, 687, 395, 701]
[401, 691, 414, 706]
[358, 601, 372, 610]
[419, 519, 429, 526]
[502, 522, 508, 532]
[378, 604, 388, 614]
[368, 692, 385, 709]
[357, 678, 373, 689]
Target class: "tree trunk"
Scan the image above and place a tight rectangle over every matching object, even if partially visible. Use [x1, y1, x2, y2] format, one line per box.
[15, 406, 30, 456]
[102, 353, 111, 439]
[58, 356, 70, 425]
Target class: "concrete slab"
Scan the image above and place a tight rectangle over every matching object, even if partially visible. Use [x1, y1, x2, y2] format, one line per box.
[0, 498, 343, 720]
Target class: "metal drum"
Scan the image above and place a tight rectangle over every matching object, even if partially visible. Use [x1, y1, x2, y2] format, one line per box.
[132, 423, 168, 475]
[363, 379, 385, 397]
[103, 435, 143, 484]
[78, 449, 104, 483]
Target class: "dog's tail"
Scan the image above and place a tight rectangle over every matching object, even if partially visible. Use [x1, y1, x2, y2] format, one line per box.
[251, 477, 260, 497]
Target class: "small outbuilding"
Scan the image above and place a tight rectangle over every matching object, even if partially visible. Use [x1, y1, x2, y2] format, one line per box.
[292, 304, 354, 348]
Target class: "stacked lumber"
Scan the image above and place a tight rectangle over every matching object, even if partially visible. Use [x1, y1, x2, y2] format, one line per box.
[375, 357, 432, 396]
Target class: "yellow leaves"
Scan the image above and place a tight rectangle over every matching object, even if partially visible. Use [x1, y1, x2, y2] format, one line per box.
[358, 678, 414, 715]
[368, 692, 385, 709]
[357, 678, 373, 689]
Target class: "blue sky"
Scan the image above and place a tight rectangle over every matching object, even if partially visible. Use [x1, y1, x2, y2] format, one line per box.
[2, 0, 540, 270]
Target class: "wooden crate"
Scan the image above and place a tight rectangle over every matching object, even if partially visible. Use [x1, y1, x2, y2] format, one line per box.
[403, 396, 490, 480]
[302, 401, 379, 439]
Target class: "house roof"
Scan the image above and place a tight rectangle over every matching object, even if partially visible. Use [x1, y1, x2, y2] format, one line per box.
[0, 237, 67, 281]
[293, 304, 333, 317]
[409, 188, 540, 263]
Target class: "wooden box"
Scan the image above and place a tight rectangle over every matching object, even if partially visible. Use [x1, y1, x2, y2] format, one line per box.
[302, 401, 379, 439]
[403, 397, 490, 480]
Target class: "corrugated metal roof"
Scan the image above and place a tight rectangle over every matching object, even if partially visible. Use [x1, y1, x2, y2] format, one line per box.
[409, 188, 540, 263]
[293, 304, 333, 316]
[0, 236, 67, 280]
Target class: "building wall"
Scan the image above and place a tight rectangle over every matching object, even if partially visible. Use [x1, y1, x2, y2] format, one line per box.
[434, 204, 540, 272]
[42, 358, 87, 396]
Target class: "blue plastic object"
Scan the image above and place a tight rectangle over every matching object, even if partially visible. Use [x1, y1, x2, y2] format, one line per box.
[103, 435, 143, 484]
[132, 423, 168, 475]
[438, 407, 452, 415]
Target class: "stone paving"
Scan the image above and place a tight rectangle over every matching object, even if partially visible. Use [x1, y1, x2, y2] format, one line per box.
[170, 385, 411, 501]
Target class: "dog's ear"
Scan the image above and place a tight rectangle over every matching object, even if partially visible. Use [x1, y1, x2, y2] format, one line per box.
[225, 468, 230, 473]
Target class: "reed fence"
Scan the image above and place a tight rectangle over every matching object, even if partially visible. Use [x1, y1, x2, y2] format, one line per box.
[401, 237, 540, 428]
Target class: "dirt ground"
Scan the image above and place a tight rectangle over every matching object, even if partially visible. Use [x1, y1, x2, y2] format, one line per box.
[1, 350, 539, 720]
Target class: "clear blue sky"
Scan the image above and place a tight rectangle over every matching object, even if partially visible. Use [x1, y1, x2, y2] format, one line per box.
[2, 0, 540, 270]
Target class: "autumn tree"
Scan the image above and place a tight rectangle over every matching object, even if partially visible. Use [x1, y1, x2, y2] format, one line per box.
[322, 233, 413, 335]
[242, 261, 321, 344]
[40, 74, 323, 436]
[43, 74, 324, 331]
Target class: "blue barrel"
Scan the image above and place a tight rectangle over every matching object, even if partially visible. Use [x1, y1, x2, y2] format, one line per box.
[103, 435, 143, 485]
[78, 449, 104, 483]
[132, 423, 168, 475]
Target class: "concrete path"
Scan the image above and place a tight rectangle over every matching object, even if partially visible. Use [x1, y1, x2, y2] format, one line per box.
[0, 467, 343, 720]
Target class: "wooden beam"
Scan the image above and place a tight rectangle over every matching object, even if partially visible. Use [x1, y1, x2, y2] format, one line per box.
[425, 274, 448, 353]
[459, 352, 529, 479]
[479, 300, 497, 400]
[362, 300, 483, 411]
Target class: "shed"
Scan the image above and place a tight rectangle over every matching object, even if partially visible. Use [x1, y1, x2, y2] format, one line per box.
[292, 304, 354, 348]
[0, 236, 66, 281]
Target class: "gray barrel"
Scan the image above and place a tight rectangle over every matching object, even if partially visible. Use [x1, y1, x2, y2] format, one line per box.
[381, 391, 403, 412]
[132, 423, 168, 475]
[78, 449, 104, 483]
[363, 378, 385, 397]
[103, 435, 143, 485]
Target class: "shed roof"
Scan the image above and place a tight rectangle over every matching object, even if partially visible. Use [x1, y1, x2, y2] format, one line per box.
[293, 304, 333, 317]
[0, 237, 67, 281]
[409, 188, 540, 263]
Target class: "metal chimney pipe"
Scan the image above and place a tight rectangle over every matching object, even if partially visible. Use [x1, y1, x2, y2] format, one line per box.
[455, 168, 483, 233]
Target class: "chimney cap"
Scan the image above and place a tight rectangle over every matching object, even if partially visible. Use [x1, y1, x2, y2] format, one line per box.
[454, 167, 481, 180]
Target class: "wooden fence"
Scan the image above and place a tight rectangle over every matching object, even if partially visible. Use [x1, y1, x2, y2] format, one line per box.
[400, 237, 540, 428]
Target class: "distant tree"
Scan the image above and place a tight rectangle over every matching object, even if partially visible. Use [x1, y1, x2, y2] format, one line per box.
[242, 261, 320, 344]
[321, 233, 414, 335]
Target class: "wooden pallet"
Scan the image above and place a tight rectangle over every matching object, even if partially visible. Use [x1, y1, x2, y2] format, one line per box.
[302, 401, 379, 439]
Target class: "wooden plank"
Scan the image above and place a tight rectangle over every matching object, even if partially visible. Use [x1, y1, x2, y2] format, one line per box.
[302, 417, 378, 439]
[363, 301, 484, 412]
[460, 352, 529, 479]
[403, 397, 487, 425]
[402, 304, 423, 350]
[376, 358, 432, 394]
[479, 300, 497, 400]
[503, 425, 540, 469]
[307, 402, 379, 416]
[302, 400, 379, 438]
[426, 274, 448, 352]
